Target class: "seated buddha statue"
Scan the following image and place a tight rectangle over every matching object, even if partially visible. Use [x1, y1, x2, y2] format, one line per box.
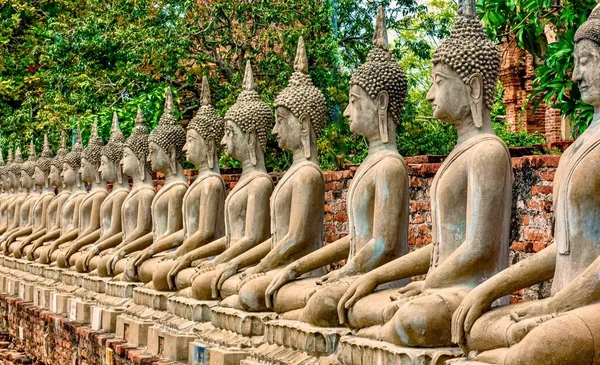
[0, 149, 8, 231]
[180, 62, 274, 300]
[11, 136, 56, 258]
[450, 4, 600, 364]
[1, 148, 27, 239]
[1, 142, 40, 255]
[214, 37, 329, 311]
[335, 0, 513, 348]
[0, 150, 15, 237]
[56, 120, 109, 268]
[96, 108, 156, 278]
[118, 88, 188, 283]
[75, 113, 130, 273]
[265, 11, 410, 323]
[150, 76, 226, 291]
[25, 132, 72, 261]
[36, 127, 89, 264]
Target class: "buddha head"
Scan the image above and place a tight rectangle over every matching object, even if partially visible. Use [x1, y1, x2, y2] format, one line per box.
[50, 131, 68, 189]
[35, 135, 54, 189]
[148, 87, 186, 175]
[100, 112, 126, 184]
[274, 37, 328, 158]
[5, 150, 13, 191]
[62, 126, 84, 188]
[0, 148, 5, 193]
[81, 119, 104, 184]
[185, 76, 225, 169]
[7, 148, 23, 192]
[427, 0, 500, 128]
[222, 61, 273, 165]
[20, 140, 37, 191]
[122, 107, 151, 181]
[573, 2, 600, 107]
[344, 6, 407, 144]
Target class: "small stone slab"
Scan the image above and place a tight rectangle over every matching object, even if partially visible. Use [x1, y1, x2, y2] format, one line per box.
[81, 275, 112, 293]
[132, 286, 174, 310]
[105, 280, 143, 298]
[337, 336, 463, 365]
[147, 325, 196, 362]
[211, 307, 278, 337]
[167, 295, 217, 322]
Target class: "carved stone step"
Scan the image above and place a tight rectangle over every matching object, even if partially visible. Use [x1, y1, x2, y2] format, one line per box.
[211, 307, 277, 337]
[166, 295, 217, 322]
[105, 280, 142, 298]
[81, 275, 112, 293]
[263, 320, 350, 357]
[336, 336, 463, 365]
[132, 286, 174, 310]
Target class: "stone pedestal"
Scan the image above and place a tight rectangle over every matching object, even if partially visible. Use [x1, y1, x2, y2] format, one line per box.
[43, 267, 64, 282]
[147, 325, 196, 362]
[246, 319, 351, 364]
[51, 291, 73, 315]
[105, 280, 142, 298]
[66, 297, 93, 323]
[81, 275, 111, 293]
[133, 286, 174, 310]
[336, 336, 463, 365]
[62, 270, 85, 286]
[208, 348, 250, 365]
[116, 312, 152, 346]
[167, 295, 217, 322]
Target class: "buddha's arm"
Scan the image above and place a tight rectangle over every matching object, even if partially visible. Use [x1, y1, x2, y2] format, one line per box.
[21, 229, 46, 246]
[94, 201, 125, 246]
[119, 232, 153, 255]
[425, 145, 511, 289]
[79, 196, 104, 236]
[183, 236, 228, 262]
[6, 202, 22, 231]
[550, 247, 600, 309]
[211, 179, 272, 264]
[6, 227, 33, 244]
[344, 162, 407, 275]
[281, 235, 351, 278]
[147, 229, 185, 256]
[30, 229, 60, 251]
[94, 233, 123, 252]
[113, 194, 153, 251]
[229, 239, 272, 269]
[259, 173, 324, 271]
[65, 229, 101, 256]
[48, 229, 80, 252]
[176, 181, 223, 255]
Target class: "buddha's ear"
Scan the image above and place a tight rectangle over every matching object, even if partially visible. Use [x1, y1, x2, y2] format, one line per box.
[467, 73, 484, 128]
[138, 159, 146, 181]
[116, 161, 123, 184]
[300, 113, 312, 159]
[377, 91, 390, 144]
[247, 129, 257, 166]
[169, 145, 178, 175]
[207, 138, 216, 169]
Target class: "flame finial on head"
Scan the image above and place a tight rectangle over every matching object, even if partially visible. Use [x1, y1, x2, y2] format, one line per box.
[41, 135, 52, 158]
[243, 61, 255, 92]
[294, 36, 309, 74]
[14, 147, 23, 163]
[201, 76, 212, 107]
[373, 5, 389, 50]
[164, 87, 174, 116]
[0, 148, 4, 167]
[458, 0, 477, 17]
[28, 140, 37, 161]
[7, 149, 13, 164]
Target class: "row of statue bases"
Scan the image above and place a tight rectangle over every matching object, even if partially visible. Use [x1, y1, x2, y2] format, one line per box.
[0, 2, 600, 364]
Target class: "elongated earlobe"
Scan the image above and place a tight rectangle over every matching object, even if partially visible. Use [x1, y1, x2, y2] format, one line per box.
[207, 139, 215, 169]
[468, 73, 484, 128]
[300, 114, 312, 159]
[117, 164, 123, 184]
[138, 160, 146, 181]
[169, 146, 177, 175]
[377, 91, 390, 144]
[248, 130, 257, 166]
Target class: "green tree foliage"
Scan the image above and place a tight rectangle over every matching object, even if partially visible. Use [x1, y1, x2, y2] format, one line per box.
[478, 0, 598, 136]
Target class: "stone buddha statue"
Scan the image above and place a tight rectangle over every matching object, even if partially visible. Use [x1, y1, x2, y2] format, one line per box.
[149, 76, 226, 291]
[11, 136, 56, 258]
[26, 131, 71, 261]
[0, 149, 14, 237]
[119, 87, 188, 282]
[75, 112, 130, 273]
[336, 0, 513, 348]
[450, 4, 600, 364]
[1, 141, 40, 255]
[1, 148, 27, 239]
[265, 11, 410, 324]
[212, 37, 328, 312]
[0, 149, 7, 229]
[36, 127, 88, 264]
[181, 61, 273, 300]
[97, 108, 156, 278]
[55, 120, 109, 268]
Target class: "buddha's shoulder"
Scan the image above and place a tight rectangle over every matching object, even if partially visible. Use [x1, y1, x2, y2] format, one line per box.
[469, 138, 510, 163]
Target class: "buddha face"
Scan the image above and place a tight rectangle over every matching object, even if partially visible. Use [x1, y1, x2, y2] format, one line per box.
[426, 63, 472, 124]
[33, 167, 45, 187]
[99, 155, 118, 183]
[573, 40, 600, 107]
[273, 107, 302, 151]
[61, 163, 78, 187]
[8, 172, 19, 190]
[344, 85, 379, 138]
[221, 120, 246, 161]
[49, 166, 62, 188]
[183, 129, 207, 166]
[80, 158, 98, 183]
[120, 147, 139, 178]
[20, 170, 33, 190]
[147, 141, 169, 173]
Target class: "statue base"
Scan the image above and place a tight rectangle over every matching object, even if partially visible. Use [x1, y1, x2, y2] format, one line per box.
[80, 275, 112, 293]
[115, 302, 173, 346]
[337, 336, 463, 365]
[244, 319, 351, 364]
[89, 280, 142, 333]
[132, 286, 174, 310]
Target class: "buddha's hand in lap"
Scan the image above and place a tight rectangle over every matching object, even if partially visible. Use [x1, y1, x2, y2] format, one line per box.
[167, 253, 193, 290]
[265, 263, 299, 308]
[211, 262, 239, 299]
[107, 250, 125, 276]
[390, 281, 425, 301]
[452, 286, 496, 348]
[237, 271, 266, 291]
[133, 248, 152, 267]
[337, 274, 379, 325]
[198, 260, 216, 270]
